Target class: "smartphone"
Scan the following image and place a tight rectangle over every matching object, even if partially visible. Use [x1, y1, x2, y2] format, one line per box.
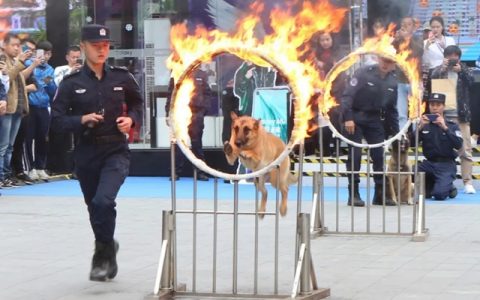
[22, 45, 30, 52]
[75, 58, 83, 65]
[425, 114, 438, 122]
[0, 54, 6, 62]
[448, 59, 458, 67]
[36, 49, 44, 59]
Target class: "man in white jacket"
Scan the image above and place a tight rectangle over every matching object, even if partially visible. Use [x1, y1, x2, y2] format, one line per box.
[53, 45, 82, 86]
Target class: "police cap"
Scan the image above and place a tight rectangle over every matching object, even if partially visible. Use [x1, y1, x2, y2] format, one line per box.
[81, 24, 110, 42]
[428, 93, 446, 103]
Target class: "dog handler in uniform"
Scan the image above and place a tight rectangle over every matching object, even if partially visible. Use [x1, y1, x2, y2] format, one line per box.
[51, 24, 143, 281]
[340, 57, 399, 207]
[418, 93, 462, 200]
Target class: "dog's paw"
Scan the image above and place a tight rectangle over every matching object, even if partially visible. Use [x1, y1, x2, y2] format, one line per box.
[407, 199, 414, 205]
[280, 203, 287, 217]
[258, 203, 266, 219]
[223, 141, 233, 155]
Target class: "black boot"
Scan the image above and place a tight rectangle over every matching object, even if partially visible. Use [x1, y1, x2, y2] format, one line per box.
[347, 183, 365, 207]
[90, 240, 119, 281]
[372, 184, 396, 206]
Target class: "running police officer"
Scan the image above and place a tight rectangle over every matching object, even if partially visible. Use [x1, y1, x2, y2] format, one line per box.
[51, 24, 143, 281]
[341, 57, 399, 207]
[418, 93, 462, 200]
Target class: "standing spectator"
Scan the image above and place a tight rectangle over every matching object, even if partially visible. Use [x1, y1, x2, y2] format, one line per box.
[25, 41, 57, 181]
[51, 24, 143, 281]
[392, 16, 423, 130]
[431, 45, 475, 194]
[418, 93, 462, 200]
[341, 57, 399, 207]
[11, 39, 41, 184]
[54, 45, 82, 86]
[0, 33, 31, 188]
[49, 45, 83, 175]
[422, 16, 456, 70]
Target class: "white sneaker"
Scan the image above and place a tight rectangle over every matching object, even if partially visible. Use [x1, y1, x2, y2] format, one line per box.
[29, 169, 39, 181]
[37, 169, 50, 180]
[464, 184, 476, 194]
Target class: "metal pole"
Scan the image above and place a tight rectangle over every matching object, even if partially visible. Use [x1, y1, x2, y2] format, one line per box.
[335, 139, 340, 232]
[160, 210, 173, 291]
[416, 172, 425, 235]
[170, 141, 178, 289]
[295, 140, 305, 267]
[366, 148, 371, 233]
[233, 180, 239, 294]
[299, 213, 312, 295]
[212, 177, 218, 293]
[274, 167, 280, 294]
[192, 169, 198, 292]
[254, 177, 259, 294]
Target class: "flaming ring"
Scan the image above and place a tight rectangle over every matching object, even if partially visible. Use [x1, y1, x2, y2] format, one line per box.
[169, 47, 301, 181]
[322, 50, 422, 149]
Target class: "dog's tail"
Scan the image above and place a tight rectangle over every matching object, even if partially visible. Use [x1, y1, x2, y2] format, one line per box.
[288, 172, 298, 185]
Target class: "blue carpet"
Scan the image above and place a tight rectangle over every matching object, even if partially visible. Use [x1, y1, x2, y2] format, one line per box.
[1, 177, 478, 204]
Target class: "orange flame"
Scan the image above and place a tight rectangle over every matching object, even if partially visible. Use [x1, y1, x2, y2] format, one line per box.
[167, 0, 348, 145]
[323, 24, 423, 121]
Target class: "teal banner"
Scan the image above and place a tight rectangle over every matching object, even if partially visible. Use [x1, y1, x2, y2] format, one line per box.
[252, 87, 290, 143]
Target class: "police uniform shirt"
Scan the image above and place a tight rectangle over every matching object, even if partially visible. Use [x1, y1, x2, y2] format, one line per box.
[420, 119, 463, 160]
[341, 64, 399, 134]
[52, 64, 143, 139]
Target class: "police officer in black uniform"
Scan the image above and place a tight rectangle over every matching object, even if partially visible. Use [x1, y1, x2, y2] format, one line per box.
[165, 67, 211, 181]
[341, 57, 399, 207]
[418, 93, 462, 200]
[51, 24, 143, 281]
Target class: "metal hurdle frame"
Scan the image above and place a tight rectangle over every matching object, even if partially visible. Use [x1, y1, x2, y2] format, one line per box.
[149, 140, 329, 299]
[309, 120, 429, 241]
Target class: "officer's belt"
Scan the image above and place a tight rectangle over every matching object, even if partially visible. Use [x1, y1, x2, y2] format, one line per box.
[92, 134, 126, 144]
[353, 110, 383, 118]
[428, 157, 453, 163]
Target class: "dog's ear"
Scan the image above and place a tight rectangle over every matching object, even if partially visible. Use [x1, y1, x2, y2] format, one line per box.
[254, 118, 261, 130]
[230, 111, 238, 120]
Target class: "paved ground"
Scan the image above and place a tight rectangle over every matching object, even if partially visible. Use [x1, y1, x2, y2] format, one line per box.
[1, 178, 480, 300]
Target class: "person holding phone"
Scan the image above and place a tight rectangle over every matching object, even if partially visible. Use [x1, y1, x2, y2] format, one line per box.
[418, 93, 463, 200]
[54, 45, 82, 86]
[430, 45, 476, 194]
[422, 16, 456, 70]
[51, 24, 143, 282]
[0, 33, 32, 188]
[23, 41, 56, 182]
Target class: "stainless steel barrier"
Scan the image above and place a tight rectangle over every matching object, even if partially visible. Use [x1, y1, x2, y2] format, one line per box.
[150, 140, 330, 299]
[308, 126, 429, 239]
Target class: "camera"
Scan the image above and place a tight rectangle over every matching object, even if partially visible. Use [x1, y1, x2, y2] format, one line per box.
[425, 114, 438, 122]
[448, 59, 458, 67]
[76, 58, 83, 65]
[0, 54, 6, 63]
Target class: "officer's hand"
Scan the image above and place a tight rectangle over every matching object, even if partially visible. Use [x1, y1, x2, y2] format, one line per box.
[441, 58, 449, 70]
[432, 114, 448, 130]
[419, 114, 430, 129]
[344, 120, 355, 135]
[81, 113, 104, 126]
[116, 116, 133, 134]
[31, 56, 43, 67]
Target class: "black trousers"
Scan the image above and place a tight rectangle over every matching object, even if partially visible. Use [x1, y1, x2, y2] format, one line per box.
[344, 118, 385, 185]
[74, 142, 130, 243]
[175, 109, 205, 174]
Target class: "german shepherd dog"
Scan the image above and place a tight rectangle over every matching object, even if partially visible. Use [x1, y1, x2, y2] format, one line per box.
[387, 136, 413, 205]
[223, 112, 297, 217]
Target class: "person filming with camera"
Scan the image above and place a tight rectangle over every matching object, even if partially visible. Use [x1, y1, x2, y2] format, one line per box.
[430, 45, 475, 194]
[418, 93, 463, 200]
